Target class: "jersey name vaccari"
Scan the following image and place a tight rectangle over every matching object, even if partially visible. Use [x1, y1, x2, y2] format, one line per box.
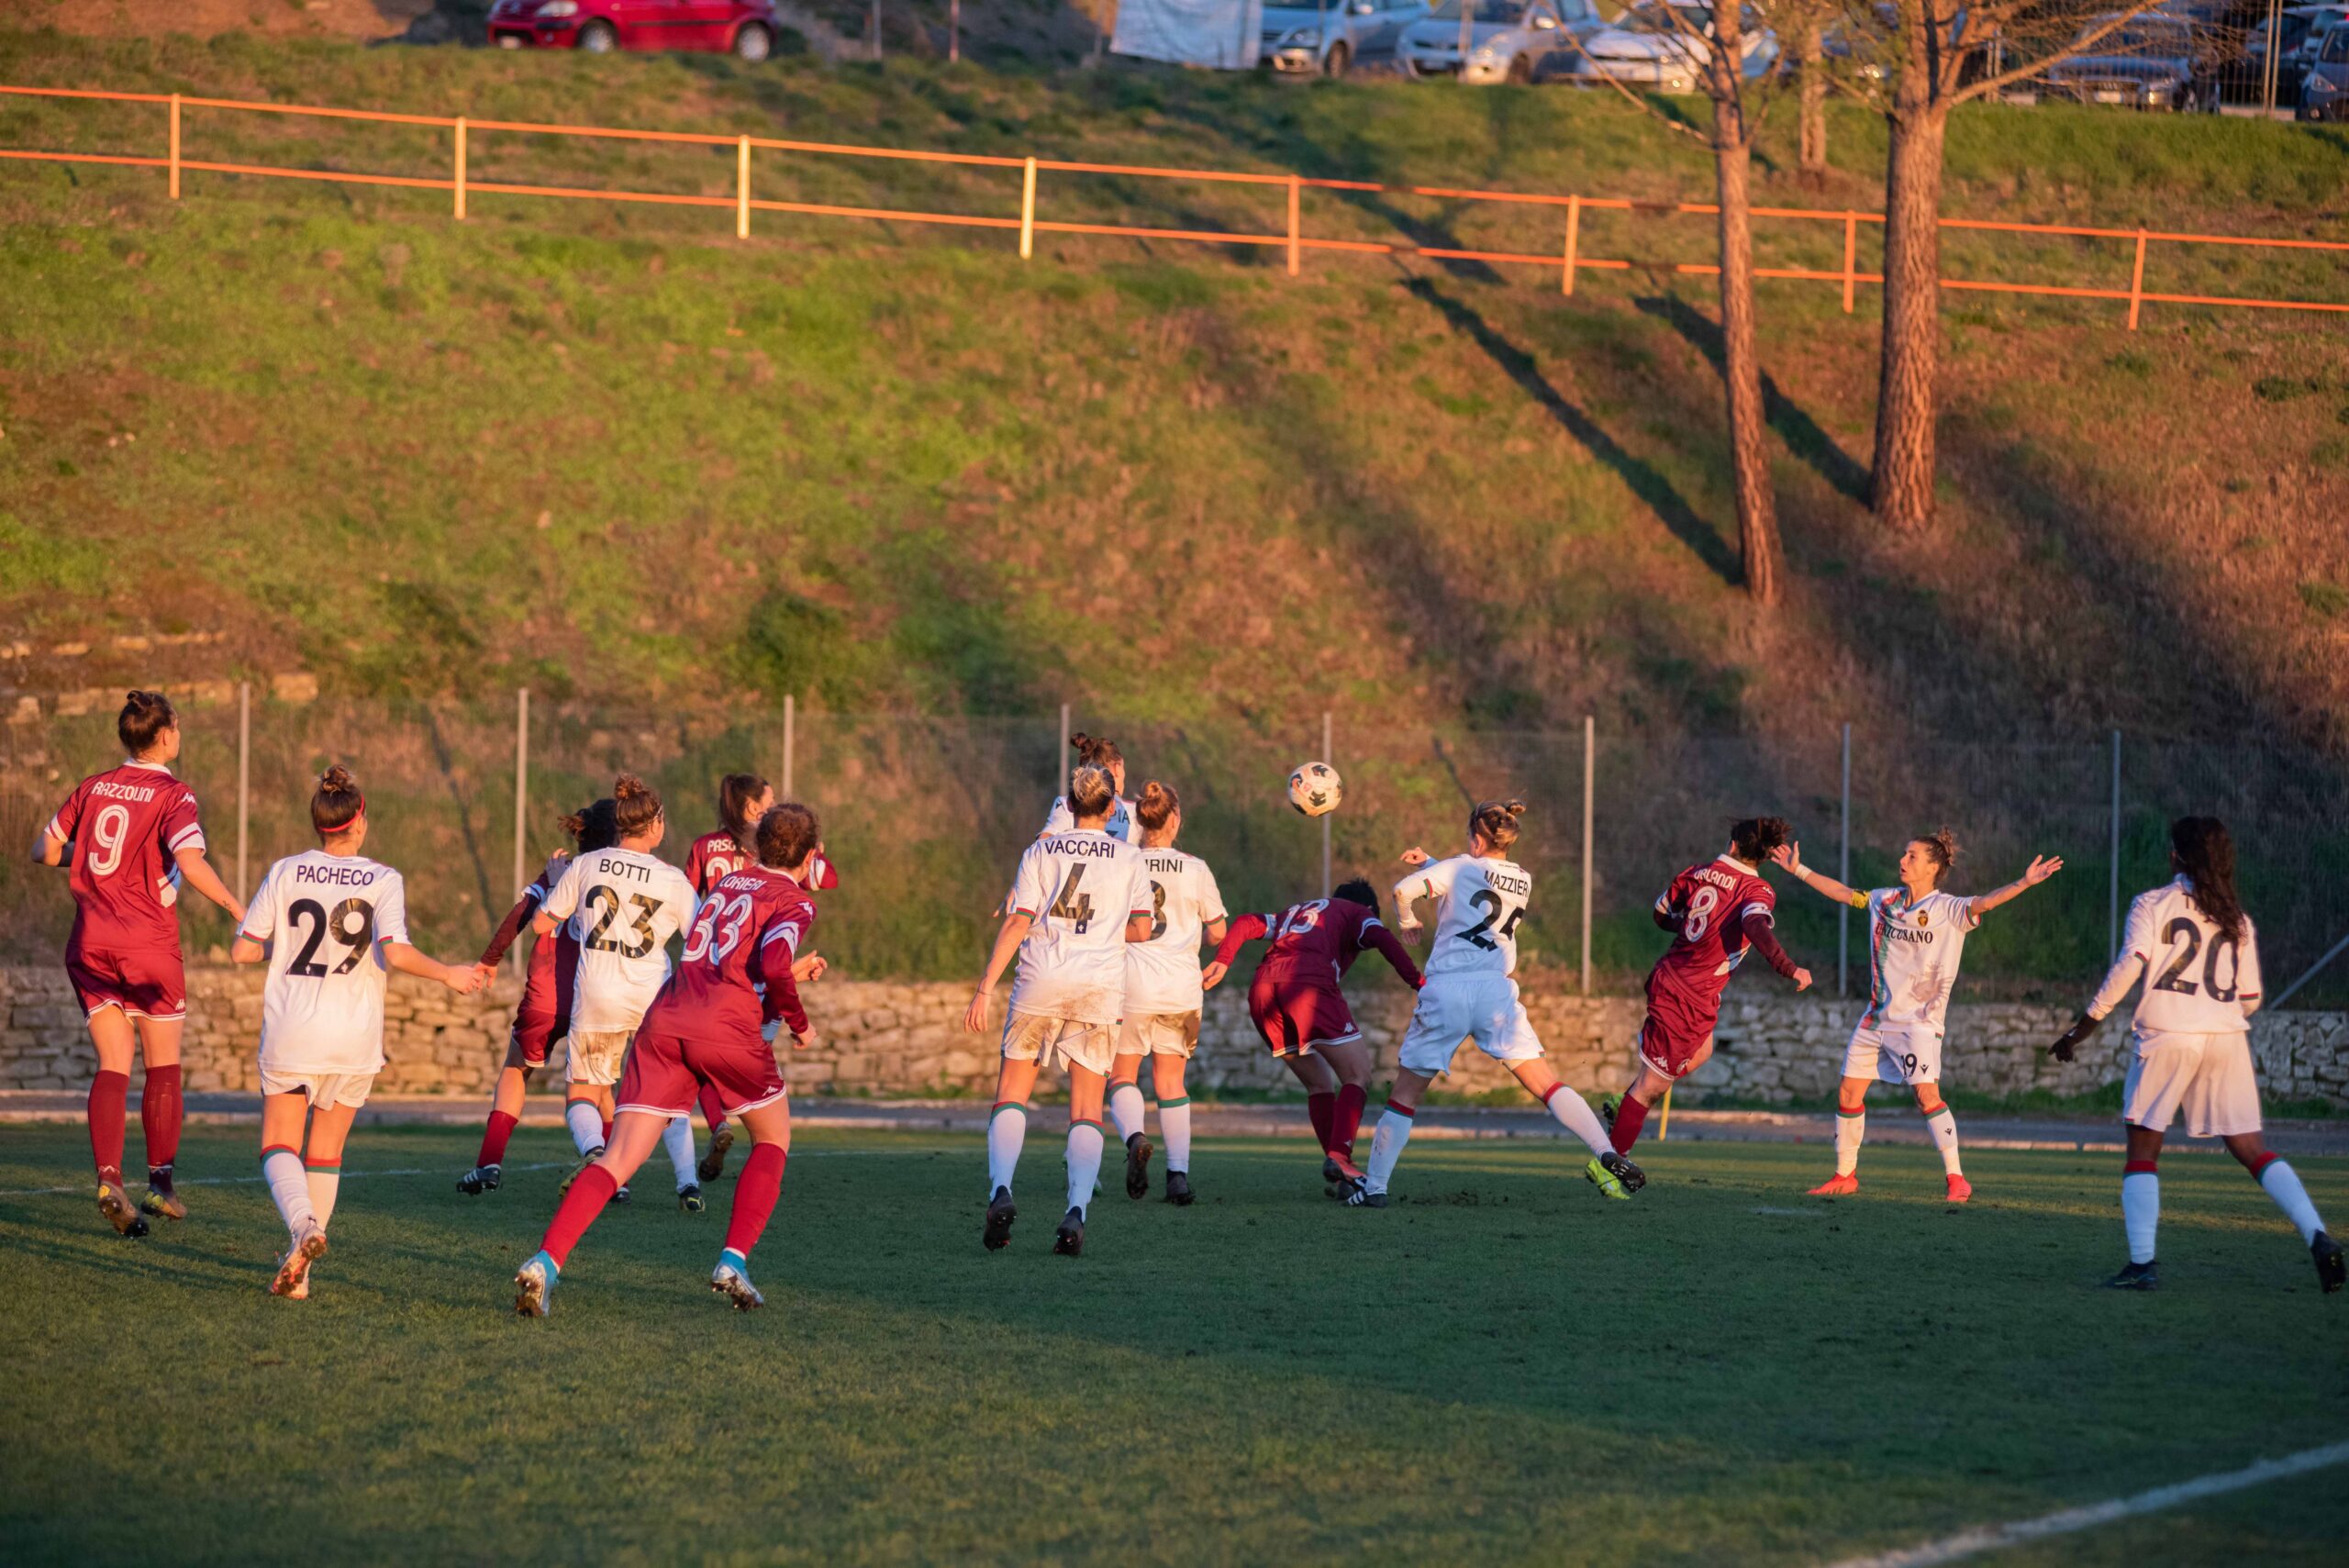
[1046, 834, 1124, 860]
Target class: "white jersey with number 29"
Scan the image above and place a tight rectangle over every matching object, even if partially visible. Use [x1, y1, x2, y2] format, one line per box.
[238, 850, 411, 1076]
[1402, 854, 1533, 980]
[2089, 875, 2263, 1036]
[1006, 828, 1154, 1027]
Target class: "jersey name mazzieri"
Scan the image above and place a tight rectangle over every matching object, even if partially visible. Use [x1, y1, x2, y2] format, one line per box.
[541, 847, 699, 1033]
[239, 851, 411, 1075]
[1408, 855, 1532, 979]
[1007, 828, 1154, 1026]
[1125, 848, 1227, 1015]
[2091, 876, 2264, 1036]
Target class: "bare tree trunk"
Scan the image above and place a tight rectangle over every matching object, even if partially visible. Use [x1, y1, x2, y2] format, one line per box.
[1797, 19, 1828, 184]
[1870, 95, 1948, 534]
[1713, 96, 1781, 604]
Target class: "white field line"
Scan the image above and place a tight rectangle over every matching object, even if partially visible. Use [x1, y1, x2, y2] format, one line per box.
[0, 1150, 904, 1199]
[1825, 1439, 2349, 1568]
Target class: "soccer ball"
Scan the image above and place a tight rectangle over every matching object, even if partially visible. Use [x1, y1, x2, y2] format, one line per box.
[1286, 762, 1342, 817]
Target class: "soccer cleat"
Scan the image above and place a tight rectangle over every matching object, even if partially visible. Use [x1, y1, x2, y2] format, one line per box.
[2313, 1231, 2346, 1295]
[711, 1258, 764, 1309]
[982, 1186, 1019, 1251]
[1164, 1171, 1195, 1207]
[1124, 1131, 1154, 1200]
[561, 1148, 606, 1196]
[514, 1251, 558, 1317]
[1321, 1154, 1342, 1184]
[678, 1184, 705, 1214]
[1053, 1207, 1086, 1257]
[455, 1163, 502, 1195]
[612, 1184, 631, 1205]
[1945, 1173, 1975, 1205]
[697, 1123, 736, 1184]
[2105, 1260, 2160, 1291]
[1341, 1180, 1388, 1209]
[1598, 1093, 1620, 1134]
[1808, 1173, 1860, 1196]
[1329, 1152, 1365, 1183]
[1584, 1151, 1640, 1201]
[96, 1179, 150, 1239]
[139, 1182, 187, 1222]
[271, 1223, 328, 1298]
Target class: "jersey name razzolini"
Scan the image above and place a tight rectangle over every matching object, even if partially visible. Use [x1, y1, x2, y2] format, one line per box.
[87, 780, 162, 804]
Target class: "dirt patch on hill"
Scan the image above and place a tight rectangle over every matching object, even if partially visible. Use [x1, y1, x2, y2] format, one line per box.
[22, 0, 441, 42]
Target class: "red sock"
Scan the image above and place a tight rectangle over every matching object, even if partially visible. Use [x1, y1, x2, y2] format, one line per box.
[698, 1083, 729, 1136]
[1333, 1084, 1367, 1160]
[140, 1062, 183, 1173]
[723, 1143, 788, 1260]
[1612, 1093, 1651, 1154]
[540, 1164, 618, 1268]
[88, 1069, 129, 1182]
[1306, 1091, 1337, 1154]
[477, 1109, 520, 1168]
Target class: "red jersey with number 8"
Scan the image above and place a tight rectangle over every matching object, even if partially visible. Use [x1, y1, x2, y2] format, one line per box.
[645, 864, 816, 1041]
[1645, 854, 1779, 1018]
[46, 761, 206, 961]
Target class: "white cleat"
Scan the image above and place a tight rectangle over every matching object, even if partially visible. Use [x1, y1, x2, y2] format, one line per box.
[515, 1251, 558, 1318]
[270, 1223, 328, 1298]
[711, 1258, 764, 1311]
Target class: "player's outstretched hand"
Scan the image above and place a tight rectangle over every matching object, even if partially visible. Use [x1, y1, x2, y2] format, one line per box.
[789, 1029, 816, 1052]
[1200, 961, 1230, 992]
[1770, 842, 1802, 873]
[1398, 846, 1430, 868]
[444, 964, 485, 996]
[963, 989, 992, 1034]
[1791, 966, 1814, 992]
[2023, 853, 2065, 885]
[2048, 1011, 2095, 1062]
[793, 953, 829, 984]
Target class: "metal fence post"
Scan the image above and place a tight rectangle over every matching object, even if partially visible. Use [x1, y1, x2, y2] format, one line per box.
[737, 134, 750, 239]
[1561, 193, 1580, 297]
[168, 93, 181, 200]
[1320, 711, 1332, 895]
[513, 687, 529, 932]
[454, 116, 467, 221]
[1286, 174, 1301, 278]
[2109, 728, 2122, 962]
[872, 0, 883, 59]
[1019, 156, 1037, 261]
[1057, 702, 1070, 788]
[1581, 714, 1594, 995]
[2127, 231, 2147, 331]
[782, 692, 796, 800]
[1842, 211, 1857, 314]
[1838, 721, 1852, 997]
[236, 681, 250, 899]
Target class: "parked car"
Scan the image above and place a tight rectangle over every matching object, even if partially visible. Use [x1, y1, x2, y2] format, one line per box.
[1568, 0, 1779, 94]
[1397, 0, 1601, 83]
[2298, 18, 2349, 118]
[1261, 0, 1429, 75]
[486, 0, 784, 59]
[2241, 4, 2349, 104]
[2039, 14, 2222, 110]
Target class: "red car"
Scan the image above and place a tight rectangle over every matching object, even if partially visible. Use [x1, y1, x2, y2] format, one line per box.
[487, 0, 784, 60]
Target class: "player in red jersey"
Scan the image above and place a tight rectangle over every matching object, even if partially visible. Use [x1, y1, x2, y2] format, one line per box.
[517, 801, 829, 1316]
[684, 773, 837, 1181]
[32, 691, 245, 1235]
[454, 797, 616, 1196]
[1602, 817, 1812, 1161]
[1202, 876, 1423, 1187]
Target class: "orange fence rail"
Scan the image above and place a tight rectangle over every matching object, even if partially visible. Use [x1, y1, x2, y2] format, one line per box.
[4, 82, 2347, 323]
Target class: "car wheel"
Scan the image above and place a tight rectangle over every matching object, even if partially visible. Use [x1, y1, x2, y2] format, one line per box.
[1324, 40, 1350, 77]
[734, 22, 773, 61]
[577, 20, 618, 53]
[1507, 50, 1531, 83]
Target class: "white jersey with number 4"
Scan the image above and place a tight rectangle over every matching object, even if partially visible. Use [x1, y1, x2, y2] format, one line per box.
[238, 851, 411, 1076]
[1006, 828, 1154, 1026]
[1860, 887, 1981, 1034]
[1402, 855, 1533, 980]
[541, 847, 697, 1034]
[2089, 876, 2263, 1036]
[1125, 848, 1227, 1015]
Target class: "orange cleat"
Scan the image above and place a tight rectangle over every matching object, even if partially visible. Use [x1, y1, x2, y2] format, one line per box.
[1807, 1173, 1859, 1196]
[1945, 1173, 1974, 1204]
[1330, 1153, 1365, 1183]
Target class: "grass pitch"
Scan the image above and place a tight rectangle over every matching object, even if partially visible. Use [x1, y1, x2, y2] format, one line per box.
[3, 1122, 2345, 1566]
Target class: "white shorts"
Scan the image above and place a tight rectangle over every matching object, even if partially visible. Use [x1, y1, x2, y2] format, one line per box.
[1002, 1010, 1119, 1077]
[1397, 974, 1542, 1078]
[260, 1068, 375, 1110]
[1842, 1023, 1943, 1087]
[2123, 1029, 2262, 1139]
[1119, 1011, 1200, 1060]
[566, 1029, 634, 1087]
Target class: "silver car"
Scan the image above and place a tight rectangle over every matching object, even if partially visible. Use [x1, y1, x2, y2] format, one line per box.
[2299, 19, 2349, 118]
[1397, 0, 1601, 83]
[1568, 0, 1780, 93]
[1261, 0, 1428, 74]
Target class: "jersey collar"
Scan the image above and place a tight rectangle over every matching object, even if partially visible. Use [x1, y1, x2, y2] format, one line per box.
[123, 758, 174, 774]
[1715, 852, 1757, 873]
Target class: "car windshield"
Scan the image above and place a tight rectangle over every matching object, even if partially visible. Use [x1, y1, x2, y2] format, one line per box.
[2079, 20, 2189, 52]
[1429, 0, 1531, 20]
[1621, 1, 1709, 28]
[2326, 24, 2349, 60]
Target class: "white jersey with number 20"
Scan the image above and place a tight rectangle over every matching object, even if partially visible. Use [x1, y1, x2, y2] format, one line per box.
[2089, 875, 2263, 1037]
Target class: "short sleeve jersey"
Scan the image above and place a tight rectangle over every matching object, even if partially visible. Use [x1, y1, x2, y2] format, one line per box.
[1860, 887, 1981, 1032]
[2089, 876, 2264, 1035]
[1645, 855, 1779, 1014]
[1404, 855, 1533, 979]
[540, 847, 699, 1033]
[1042, 795, 1138, 843]
[1006, 828, 1154, 1026]
[1243, 898, 1386, 982]
[47, 761, 206, 959]
[687, 830, 838, 899]
[647, 865, 817, 1041]
[1124, 848, 1228, 1015]
[237, 851, 410, 1075]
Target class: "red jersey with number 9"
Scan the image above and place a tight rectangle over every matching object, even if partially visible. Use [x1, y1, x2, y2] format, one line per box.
[47, 761, 206, 961]
[644, 863, 816, 1041]
[1644, 854, 1778, 1018]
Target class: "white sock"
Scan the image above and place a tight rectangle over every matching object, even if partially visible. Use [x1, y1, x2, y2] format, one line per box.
[1834, 1108, 1865, 1177]
[1160, 1095, 1193, 1173]
[662, 1116, 696, 1191]
[1107, 1081, 1146, 1144]
[1365, 1105, 1415, 1195]
[1065, 1119, 1105, 1218]
[2259, 1159, 2325, 1247]
[1539, 1083, 1612, 1161]
[1924, 1105, 1963, 1177]
[565, 1099, 604, 1156]
[986, 1101, 1027, 1198]
[305, 1162, 340, 1231]
[262, 1149, 314, 1240]
[2122, 1169, 2160, 1264]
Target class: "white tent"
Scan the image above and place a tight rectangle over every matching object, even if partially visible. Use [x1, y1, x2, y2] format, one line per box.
[1111, 0, 1264, 69]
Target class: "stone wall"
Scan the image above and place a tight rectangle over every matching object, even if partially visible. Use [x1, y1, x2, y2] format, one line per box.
[1, 966, 2343, 1106]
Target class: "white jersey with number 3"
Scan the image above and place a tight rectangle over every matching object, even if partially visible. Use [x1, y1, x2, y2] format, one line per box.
[1125, 848, 1227, 1015]
[238, 851, 411, 1076]
[1403, 854, 1533, 980]
[2089, 876, 2263, 1036]
[541, 847, 698, 1034]
[1006, 828, 1154, 1026]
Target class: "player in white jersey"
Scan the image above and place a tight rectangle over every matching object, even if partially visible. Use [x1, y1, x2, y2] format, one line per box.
[1774, 828, 2063, 1203]
[1040, 731, 1139, 843]
[1105, 781, 1228, 1206]
[2049, 817, 2342, 1294]
[964, 763, 1156, 1257]
[231, 767, 483, 1298]
[1348, 800, 1641, 1207]
[535, 773, 705, 1210]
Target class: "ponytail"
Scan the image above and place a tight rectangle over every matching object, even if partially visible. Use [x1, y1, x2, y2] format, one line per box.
[2172, 816, 2246, 944]
[1470, 798, 1528, 853]
[1136, 779, 1180, 833]
[311, 764, 364, 837]
[718, 773, 770, 839]
[1912, 827, 1961, 888]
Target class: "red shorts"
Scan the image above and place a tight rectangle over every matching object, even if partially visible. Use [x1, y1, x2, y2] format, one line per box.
[1636, 988, 1717, 1080]
[66, 947, 186, 1022]
[509, 1006, 566, 1067]
[616, 1023, 787, 1119]
[1248, 969, 1361, 1057]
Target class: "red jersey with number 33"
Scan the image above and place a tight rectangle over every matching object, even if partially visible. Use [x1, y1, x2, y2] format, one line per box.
[686, 829, 839, 899]
[645, 864, 816, 1040]
[1645, 855, 1778, 1016]
[47, 762, 206, 960]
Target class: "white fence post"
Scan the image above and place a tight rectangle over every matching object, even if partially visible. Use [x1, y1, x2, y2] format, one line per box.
[1057, 702, 1070, 789]
[2109, 728, 2122, 962]
[1838, 721, 1851, 997]
[512, 689, 529, 975]
[782, 692, 796, 800]
[1320, 711, 1332, 895]
[1581, 715, 1594, 996]
[236, 681, 250, 900]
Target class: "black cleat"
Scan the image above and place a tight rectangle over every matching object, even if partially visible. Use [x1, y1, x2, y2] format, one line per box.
[1598, 1094, 1620, 1134]
[1164, 1170, 1195, 1206]
[678, 1184, 705, 1214]
[1341, 1179, 1388, 1209]
[1053, 1207, 1086, 1256]
[2314, 1232, 2345, 1294]
[561, 1148, 606, 1196]
[140, 1167, 186, 1221]
[982, 1186, 1018, 1251]
[1124, 1131, 1154, 1199]
[456, 1163, 502, 1195]
[1321, 1154, 1342, 1185]
[611, 1184, 631, 1205]
[697, 1123, 735, 1184]
[2105, 1260, 2160, 1291]
[1598, 1149, 1647, 1195]
[97, 1179, 150, 1238]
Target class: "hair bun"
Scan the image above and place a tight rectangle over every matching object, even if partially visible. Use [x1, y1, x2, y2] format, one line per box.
[613, 773, 648, 799]
[1504, 798, 1529, 817]
[319, 764, 357, 792]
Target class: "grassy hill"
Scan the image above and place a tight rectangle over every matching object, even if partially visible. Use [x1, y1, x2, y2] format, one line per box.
[2, 30, 2347, 994]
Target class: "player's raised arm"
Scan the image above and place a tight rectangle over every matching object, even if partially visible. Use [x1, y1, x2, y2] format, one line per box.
[1966, 853, 2065, 917]
[1769, 841, 1865, 908]
[2053, 890, 2158, 1060]
[1200, 911, 1269, 991]
[478, 874, 549, 970]
[1390, 849, 1451, 936]
[1739, 901, 1811, 991]
[532, 856, 584, 939]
